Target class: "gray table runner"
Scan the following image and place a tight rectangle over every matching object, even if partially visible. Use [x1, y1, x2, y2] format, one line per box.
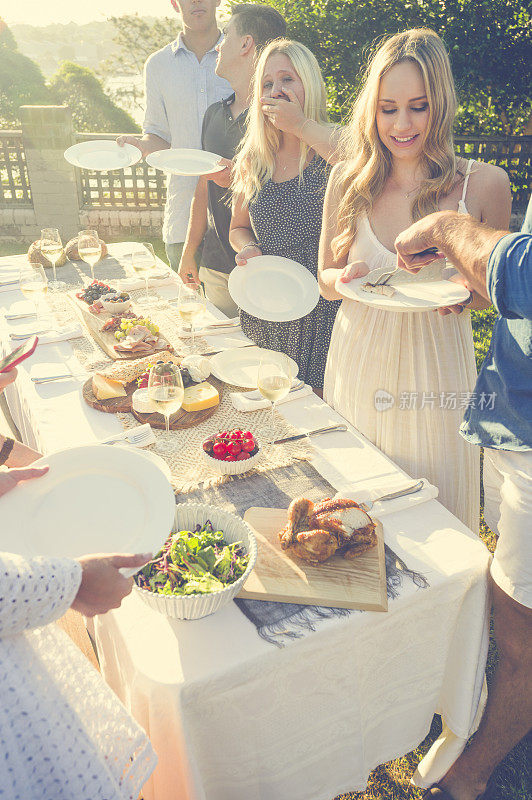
[175, 461, 428, 647]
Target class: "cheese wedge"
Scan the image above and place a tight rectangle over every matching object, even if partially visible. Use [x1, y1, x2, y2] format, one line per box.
[92, 373, 127, 401]
[182, 382, 219, 412]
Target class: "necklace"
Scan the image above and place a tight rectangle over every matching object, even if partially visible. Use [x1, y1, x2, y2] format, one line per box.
[390, 177, 421, 198]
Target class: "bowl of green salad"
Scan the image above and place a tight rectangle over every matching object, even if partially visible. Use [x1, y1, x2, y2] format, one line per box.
[133, 502, 257, 620]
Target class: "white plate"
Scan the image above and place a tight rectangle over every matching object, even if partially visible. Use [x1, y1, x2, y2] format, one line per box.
[64, 140, 142, 171]
[228, 256, 320, 322]
[0, 445, 175, 575]
[146, 148, 224, 176]
[209, 346, 298, 388]
[335, 270, 470, 312]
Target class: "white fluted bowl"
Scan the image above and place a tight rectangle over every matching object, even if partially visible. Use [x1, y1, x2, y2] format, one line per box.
[200, 442, 262, 475]
[133, 502, 257, 620]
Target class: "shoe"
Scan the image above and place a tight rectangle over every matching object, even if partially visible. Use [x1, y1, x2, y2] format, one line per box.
[422, 788, 456, 800]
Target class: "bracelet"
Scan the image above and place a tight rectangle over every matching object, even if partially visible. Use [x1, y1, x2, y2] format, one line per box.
[463, 291, 474, 306]
[0, 436, 15, 466]
[242, 243, 263, 252]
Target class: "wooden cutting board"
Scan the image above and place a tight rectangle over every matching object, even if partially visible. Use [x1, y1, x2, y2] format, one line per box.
[67, 292, 173, 360]
[238, 507, 387, 612]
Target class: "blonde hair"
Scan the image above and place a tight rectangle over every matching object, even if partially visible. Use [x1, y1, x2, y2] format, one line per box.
[332, 28, 458, 259]
[232, 38, 329, 203]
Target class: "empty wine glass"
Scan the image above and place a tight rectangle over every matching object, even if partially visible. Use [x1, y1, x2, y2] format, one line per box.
[19, 262, 52, 327]
[177, 281, 206, 348]
[130, 243, 157, 307]
[257, 352, 293, 444]
[40, 228, 65, 291]
[78, 229, 101, 282]
[147, 362, 184, 451]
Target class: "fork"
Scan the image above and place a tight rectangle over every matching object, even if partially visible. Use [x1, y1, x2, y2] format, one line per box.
[102, 425, 155, 448]
[358, 480, 425, 512]
[369, 247, 442, 287]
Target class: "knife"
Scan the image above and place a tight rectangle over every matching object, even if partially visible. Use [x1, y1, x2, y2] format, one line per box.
[273, 423, 347, 444]
[31, 373, 86, 384]
[5, 312, 37, 320]
[10, 330, 50, 340]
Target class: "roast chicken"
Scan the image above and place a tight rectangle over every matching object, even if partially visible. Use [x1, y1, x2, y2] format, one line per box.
[279, 498, 377, 564]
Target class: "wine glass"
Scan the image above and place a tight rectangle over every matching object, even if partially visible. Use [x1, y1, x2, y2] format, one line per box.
[147, 362, 184, 451]
[177, 281, 206, 348]
[78, 229, 101, 282]
[130, 242, 157, 307]
[257, 352, 293, 444]
[19, 262, 52, 327]
[40, 228, 65, 291]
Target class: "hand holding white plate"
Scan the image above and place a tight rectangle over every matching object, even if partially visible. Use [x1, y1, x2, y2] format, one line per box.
[0, 446, 175, 577]
[228, 255, 320, 322]
[146, 148, 225, 176]
[335, 268, 470, 312]
[64, 140, 142, 171]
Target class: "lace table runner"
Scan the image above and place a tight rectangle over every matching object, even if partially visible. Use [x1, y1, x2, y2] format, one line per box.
[44, 260, 313, 491]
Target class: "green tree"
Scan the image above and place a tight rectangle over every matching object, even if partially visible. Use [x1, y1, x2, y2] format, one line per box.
[49, 61, 140, 133]
[100, 14, 179, 115]
[0, 18, 50, 127]
[238, 0, 531, 135]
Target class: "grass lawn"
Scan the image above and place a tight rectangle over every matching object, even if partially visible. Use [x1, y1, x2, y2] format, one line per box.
[1, 242, 530, 798]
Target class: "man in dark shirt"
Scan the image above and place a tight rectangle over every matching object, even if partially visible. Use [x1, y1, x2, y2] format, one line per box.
[178, 3, 286, 315]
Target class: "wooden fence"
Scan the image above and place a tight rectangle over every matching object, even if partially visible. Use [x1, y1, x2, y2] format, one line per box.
[1, 129, 530, 215]
[0, 131, 32, 206]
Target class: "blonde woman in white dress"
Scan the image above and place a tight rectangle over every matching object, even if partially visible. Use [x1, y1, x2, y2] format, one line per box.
[318, 29, 511, 531]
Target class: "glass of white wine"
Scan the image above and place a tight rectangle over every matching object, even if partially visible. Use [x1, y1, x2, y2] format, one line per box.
[78, 229, 102, 282]
[40, 228, 65, 291]
[177, 281, 206, 348]
[19, 262, 52, 327]
[147, 362, 184, 450]
[130, 242, 157, 307]
[257, 353, 293, 444]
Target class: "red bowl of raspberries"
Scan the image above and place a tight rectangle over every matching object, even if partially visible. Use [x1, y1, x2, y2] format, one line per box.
[201, 429, 261, 475]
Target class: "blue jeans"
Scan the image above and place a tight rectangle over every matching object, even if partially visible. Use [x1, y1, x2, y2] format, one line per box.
[165, 242, 184, 272]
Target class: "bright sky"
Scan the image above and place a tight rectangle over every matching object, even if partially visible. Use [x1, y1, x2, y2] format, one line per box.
[4, 0, 228, 27]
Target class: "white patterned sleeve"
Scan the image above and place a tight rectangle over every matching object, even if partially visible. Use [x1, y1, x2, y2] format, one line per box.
[0, 553, 82, 637]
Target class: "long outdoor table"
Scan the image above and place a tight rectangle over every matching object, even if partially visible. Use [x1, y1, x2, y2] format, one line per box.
[0, 249, 491, 800]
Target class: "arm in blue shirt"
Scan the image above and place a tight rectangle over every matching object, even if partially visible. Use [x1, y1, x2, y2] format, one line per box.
[487, 233, 532, 320]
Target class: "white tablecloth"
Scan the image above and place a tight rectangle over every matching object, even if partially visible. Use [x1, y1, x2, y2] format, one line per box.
[0, 249, 491, 800]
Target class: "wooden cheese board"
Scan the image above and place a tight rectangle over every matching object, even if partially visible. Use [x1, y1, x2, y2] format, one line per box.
[131, 375, 224, 430]
[67, 291, 172, 360]
[238, 507, 387, 611]
[82, 377, 137, 414]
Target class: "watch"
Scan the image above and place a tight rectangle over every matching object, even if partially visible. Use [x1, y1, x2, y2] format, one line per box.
[0, 436, 15, 466]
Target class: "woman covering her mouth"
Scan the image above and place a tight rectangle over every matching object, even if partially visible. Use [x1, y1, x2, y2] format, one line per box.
[318, 28, 512, 531]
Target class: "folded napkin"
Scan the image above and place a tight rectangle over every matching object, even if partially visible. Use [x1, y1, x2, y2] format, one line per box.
[177, 319, 242, 338]
[113, 270, 176, 292]
[230, 383, 313, 412]
[0, 273, 19, 293]
[334, 475, 438, 517]
[10, 322, 83, 344]
[2, 300, 36, 320]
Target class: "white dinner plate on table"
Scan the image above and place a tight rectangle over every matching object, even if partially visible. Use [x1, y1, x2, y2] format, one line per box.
[209, 345, 298, 388]
[228, 256, 320, 322]
[335, 269, 470, 312]
[146, 148, 224, 176]
[64, 140, 142, 171]
[0, 445, 175, 576]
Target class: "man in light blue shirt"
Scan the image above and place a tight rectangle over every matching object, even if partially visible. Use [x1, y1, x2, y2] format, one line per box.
[395, 203, 532, 800]
[118, 0, 231, 270]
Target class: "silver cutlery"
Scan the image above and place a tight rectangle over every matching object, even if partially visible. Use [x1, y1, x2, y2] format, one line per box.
[102, 426, 155, 448]
[358, 479, 426, 512]
[31, 373, 86, 384]
[0, 280, 19, 288]
[273, 423, 347, 445]
[245, 379, 305, 402]
[10, 330, 51, 340]
[5, 312, 37, 320]
[368, 247, 442, 287]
